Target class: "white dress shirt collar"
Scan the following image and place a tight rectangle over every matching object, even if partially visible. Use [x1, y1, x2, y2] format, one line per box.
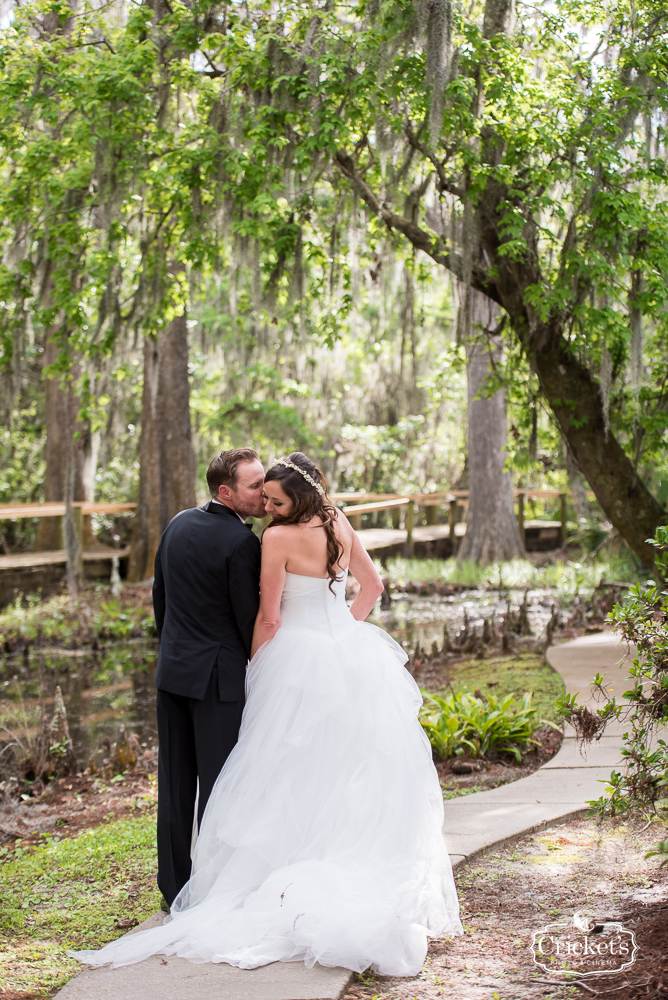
[211, 499, 245, 523]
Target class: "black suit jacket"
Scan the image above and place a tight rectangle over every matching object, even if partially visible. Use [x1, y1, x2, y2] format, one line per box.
[152, 501, 261, 701]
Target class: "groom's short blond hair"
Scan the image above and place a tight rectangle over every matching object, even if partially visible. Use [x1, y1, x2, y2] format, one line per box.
[207, 448, 260, 497]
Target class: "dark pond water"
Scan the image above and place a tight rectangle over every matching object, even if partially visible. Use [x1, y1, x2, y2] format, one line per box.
[0, 640, 159, 770]
[0, 588, 559, 771]
[368, 587, 559, 655]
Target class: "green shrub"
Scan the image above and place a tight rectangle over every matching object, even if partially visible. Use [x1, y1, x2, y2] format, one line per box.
[419, 688, 541, 762]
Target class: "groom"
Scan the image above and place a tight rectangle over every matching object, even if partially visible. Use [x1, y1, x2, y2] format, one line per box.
[152, 447, 266, 907]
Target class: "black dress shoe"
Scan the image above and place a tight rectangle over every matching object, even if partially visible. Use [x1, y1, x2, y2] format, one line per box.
[160, 895, 171, 913]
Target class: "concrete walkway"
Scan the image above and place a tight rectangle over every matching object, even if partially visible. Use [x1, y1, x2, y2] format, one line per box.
[56, 914, 352, 1000]
[56, 632, 633, 999]
[444, 630, 635, 869]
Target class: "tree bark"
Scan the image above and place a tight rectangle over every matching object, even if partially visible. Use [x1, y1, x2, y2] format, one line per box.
[457, 290, 525, 564]
[524, 326, 663, 565]
[36, 337, 86, 551]
[82, 427, 100, 547]
[127, 311, 196, 582]
[64, 422, 83, 597]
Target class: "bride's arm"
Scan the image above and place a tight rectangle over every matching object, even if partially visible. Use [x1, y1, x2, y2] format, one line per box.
[250, 528, 288, 658]
[346, 526, 384, 621]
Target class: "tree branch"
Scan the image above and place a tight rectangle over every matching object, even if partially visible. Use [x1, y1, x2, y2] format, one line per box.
[334, 150, 499, 302]
[404, 123, 465, 199]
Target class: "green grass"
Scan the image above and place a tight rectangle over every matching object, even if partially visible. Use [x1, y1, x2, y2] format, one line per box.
[445, 651, 565, 728]
[440, 780, 521, 799]
[432, 653, 565, 795]
[420, 651, 564, 765]
[0, 813, 160, 997]
[441, 783, 490, 800]
[375, 556, 642, 595]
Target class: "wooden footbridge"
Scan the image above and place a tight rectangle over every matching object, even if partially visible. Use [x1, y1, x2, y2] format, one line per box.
[0, 503, 134, 605]
[330, 489, 568, 557]
[0, 489, 570, 603]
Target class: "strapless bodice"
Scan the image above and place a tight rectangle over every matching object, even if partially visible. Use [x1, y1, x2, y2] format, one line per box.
[279, 570, 352, 636]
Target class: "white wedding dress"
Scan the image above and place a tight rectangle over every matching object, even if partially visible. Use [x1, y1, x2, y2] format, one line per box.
[74, 571, 461, 975]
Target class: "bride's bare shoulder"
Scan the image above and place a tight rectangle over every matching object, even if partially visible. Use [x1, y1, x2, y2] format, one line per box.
[332, 506, 353, 532]
[331, 507, 354, 546]
[261, 524, 296, 548]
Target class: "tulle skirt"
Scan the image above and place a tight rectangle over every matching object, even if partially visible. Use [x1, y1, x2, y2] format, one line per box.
[74, 620, 462, 975]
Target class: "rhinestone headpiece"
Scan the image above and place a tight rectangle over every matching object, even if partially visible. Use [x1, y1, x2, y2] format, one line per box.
[276, 459, 325, 495]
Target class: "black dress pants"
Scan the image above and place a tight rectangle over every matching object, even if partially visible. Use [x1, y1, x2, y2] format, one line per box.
[156, 668, 244, 906]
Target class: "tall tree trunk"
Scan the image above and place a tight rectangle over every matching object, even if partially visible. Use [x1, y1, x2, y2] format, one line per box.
[36, 337, 86, 551]
[526, 325, 663, 567]
[457, 290, 525, 564]
[64, 413, 83, 597]
[82, 426, 100, 547]
[127, 311, 196, 582]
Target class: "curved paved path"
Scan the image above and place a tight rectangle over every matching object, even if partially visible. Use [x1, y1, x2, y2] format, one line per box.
[56, 631, 633, 1000]
[444, 630, 635, 869]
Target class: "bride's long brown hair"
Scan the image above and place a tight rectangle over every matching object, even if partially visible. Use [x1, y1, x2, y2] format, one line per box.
[263, 452, 344, 592]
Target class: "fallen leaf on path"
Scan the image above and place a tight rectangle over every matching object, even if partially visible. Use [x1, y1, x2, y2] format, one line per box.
[115, 917, 139, 929]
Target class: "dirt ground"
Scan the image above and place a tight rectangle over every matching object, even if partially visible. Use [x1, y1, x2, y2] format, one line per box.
[0, 772, 156, 849]
[343, 815, 668, 1000]
[435, 724, 564, 796]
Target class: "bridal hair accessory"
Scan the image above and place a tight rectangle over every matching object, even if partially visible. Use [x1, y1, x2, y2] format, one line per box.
[276, 459, 325, 496]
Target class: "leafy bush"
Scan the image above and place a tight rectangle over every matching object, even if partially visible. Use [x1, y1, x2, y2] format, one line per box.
[89, 600, 155, 641]
[558, 526, 668, 832]
[419, 688, 541, 762]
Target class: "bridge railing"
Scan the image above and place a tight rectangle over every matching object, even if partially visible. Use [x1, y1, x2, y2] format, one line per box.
[0, 489, 583, 567]
[0, 503, 137, 567]
[331, 489, 578, 554]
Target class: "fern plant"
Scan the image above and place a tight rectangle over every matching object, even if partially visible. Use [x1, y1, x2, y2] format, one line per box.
[419, 689, 541, 763]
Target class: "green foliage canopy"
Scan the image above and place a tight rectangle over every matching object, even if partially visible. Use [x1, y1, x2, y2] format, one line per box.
[0, 0, 667, 559]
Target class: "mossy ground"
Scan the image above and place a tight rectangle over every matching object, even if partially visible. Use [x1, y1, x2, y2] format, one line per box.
[447, 652, 565, 728]
[0, 811, 160, 998]
[417, 650, 565, 729]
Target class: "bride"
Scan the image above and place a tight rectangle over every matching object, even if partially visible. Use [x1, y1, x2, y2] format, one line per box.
[74, 452, 461, 975]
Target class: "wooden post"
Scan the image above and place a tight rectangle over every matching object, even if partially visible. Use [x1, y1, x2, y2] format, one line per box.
[391, 506, 401, 529]
[517, 492, 525, 545]
[348, 511, 362, 531]
[405, 503, 415, 557]
[71, 503, 84, 585]
[449, 500, 458, 555]
[425, 503, 439, 525]
[559, 492, 568, 545]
